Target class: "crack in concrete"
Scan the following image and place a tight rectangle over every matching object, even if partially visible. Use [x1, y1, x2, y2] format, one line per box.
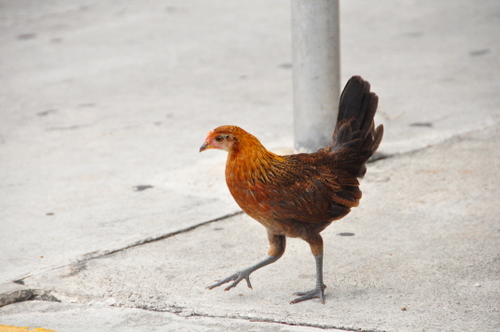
[83, 210, 244, 261]
[131, 303, 387, 332]
[0, 212, 243, 307]
[17, 211, 243, 280]
[193, 313, 385, 332]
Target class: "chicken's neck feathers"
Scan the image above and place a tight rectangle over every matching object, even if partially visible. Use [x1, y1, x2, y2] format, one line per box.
[226, 137, 285, 185]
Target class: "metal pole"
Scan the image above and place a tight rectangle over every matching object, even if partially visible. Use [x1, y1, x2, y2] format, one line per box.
[291, 0, 340, 152]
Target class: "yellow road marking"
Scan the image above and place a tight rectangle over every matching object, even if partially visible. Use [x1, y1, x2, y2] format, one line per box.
[0, 325, 56, 332]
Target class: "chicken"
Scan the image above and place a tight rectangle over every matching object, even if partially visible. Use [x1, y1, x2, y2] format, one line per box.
[199, 76, 383, 304]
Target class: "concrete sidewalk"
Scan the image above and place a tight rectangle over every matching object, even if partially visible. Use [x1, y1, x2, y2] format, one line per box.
[1, 1, 499, 331]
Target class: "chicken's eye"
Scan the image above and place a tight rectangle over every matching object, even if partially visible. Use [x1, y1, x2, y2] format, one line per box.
[215, 135, 224, 142]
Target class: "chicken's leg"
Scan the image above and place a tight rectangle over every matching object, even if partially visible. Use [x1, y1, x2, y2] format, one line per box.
[290, 234, 326, 304]
[207, 233, 286, 291]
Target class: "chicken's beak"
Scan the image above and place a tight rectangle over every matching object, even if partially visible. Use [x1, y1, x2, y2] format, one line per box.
[199, 141, 211, 152]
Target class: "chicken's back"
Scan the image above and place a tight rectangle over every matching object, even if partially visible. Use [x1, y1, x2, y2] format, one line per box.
[226, 149, 359, 238]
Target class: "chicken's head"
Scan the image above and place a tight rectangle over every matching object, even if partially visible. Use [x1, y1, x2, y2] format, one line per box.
[199, 125, 241, 152]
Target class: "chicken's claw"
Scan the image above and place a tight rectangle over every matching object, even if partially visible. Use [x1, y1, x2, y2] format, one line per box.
[290, 284, 327, 304]
[207, 255, 280, 292]
[207, 270, 253, 291]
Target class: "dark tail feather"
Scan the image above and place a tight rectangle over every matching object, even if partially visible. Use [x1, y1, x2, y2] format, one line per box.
[330, 76, 384, 177]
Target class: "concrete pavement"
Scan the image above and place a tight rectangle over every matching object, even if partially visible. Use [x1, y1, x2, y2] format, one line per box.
[1, 0, 499, 331]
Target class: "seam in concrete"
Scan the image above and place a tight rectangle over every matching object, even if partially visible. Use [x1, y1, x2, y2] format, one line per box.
[1, 212, 244, 301]
[83, 210, 245, 261]
[134, 303, 386, 332]
[0, 212, 242, 307]
[203, 314, 385, 332]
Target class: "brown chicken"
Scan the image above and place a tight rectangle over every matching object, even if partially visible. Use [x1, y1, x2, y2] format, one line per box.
[199, 76, 383, 304]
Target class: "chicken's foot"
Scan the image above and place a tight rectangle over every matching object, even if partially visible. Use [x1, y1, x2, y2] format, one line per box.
[207, 254, 281, 291]
[290, 253, 326, 304]
[290, 284, 326, 304]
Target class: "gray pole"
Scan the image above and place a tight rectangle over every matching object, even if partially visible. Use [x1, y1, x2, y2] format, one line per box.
[291, 0, 340, 152]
